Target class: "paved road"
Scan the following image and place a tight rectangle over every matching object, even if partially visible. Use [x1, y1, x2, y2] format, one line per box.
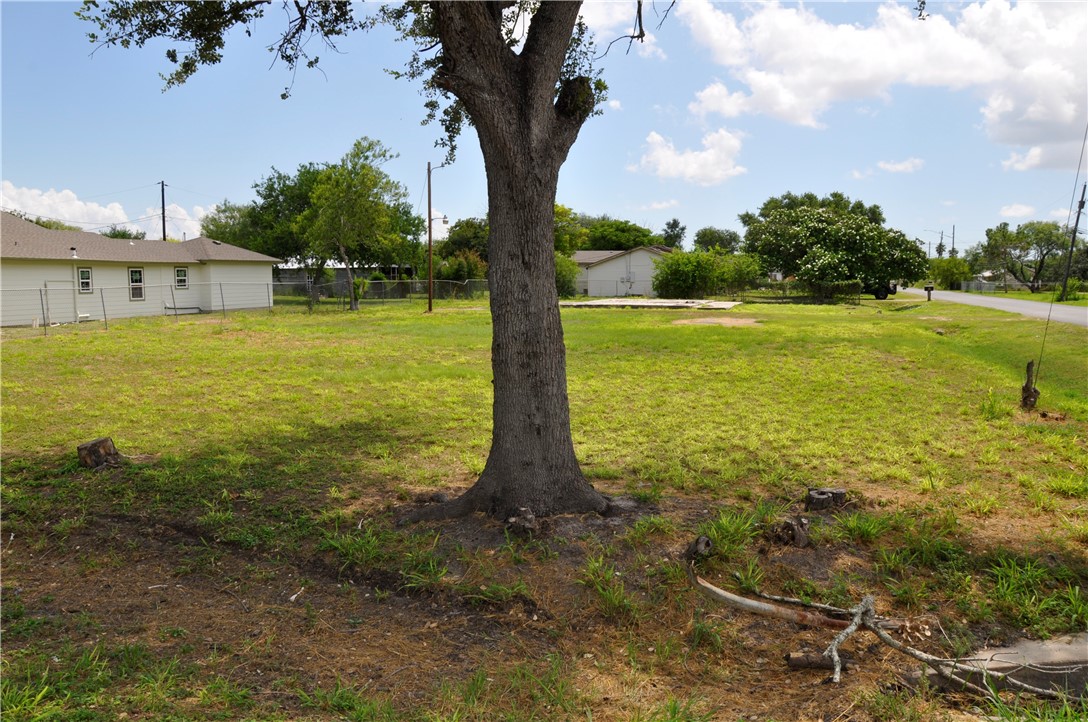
[900, 287, 1088, 328]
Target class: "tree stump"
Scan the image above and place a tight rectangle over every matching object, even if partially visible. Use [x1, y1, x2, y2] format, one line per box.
[804, 488, 847, 512]
[769, 516, 811, 547]
[1021, 360, 1040, 411]
[77, 437, 122, 469]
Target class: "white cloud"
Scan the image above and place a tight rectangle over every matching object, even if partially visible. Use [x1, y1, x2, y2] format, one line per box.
[676, 0, 1086, 166]
[1001, 147, 1043, 171]
[607, 99, 623, 111]
[999, 203, 1034, 218]
[630, 129, 747, 186]
[641, 199, 680, 211]
[2, 181, 207, 240]
[877, 157, 924, 173]
[850, 169, 873, 180]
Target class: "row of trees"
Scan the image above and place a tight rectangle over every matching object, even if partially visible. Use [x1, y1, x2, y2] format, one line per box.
[200, 137, 424, 309]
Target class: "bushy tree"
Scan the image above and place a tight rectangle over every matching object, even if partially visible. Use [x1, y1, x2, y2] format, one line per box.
[739, 191, 885, 228]
[200, 200, 254, 246]
[436, 249, 488, 282]
[929, 257, 974, 290]
[554, 252, 580, 297]
[652, 250, 721, 298]
[302, 137, 408, 310]
[693, 226, 741, 253]
[439, 217, 490, 261]
[661, 218, 686, 248]
[100, 224, 146, 240]
[651, 250, 763, 298]
[11, 211, 81, 231]
[553, 204, 588, 256]
[744, 204, 926, 296]
[976, 221, 1070, 291]
[587, 219, 655, 251]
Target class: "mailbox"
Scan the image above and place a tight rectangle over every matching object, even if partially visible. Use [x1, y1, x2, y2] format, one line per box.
[923, 282, 935, 301]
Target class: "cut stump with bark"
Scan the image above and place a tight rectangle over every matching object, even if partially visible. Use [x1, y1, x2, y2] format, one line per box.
[804, 488, 847, 512]
[77, 437, 122, 469]
[1021, 360, 1040, 411]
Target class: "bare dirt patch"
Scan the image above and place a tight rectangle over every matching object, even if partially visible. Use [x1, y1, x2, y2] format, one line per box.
[672, 317, 761, 327]
[2, 487, 997, 721]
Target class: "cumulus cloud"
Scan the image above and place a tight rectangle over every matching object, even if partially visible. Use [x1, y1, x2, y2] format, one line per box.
[850, 169, 874, 180]
[999, 203, 1035, 218]
[1001, 147, 1043, 171]
[630, 129, 747, 186]
[641, 199, 680, 211]
[607, 99, 623, 111]
[877, 158, 925, 173]
[2, 181, 207, 240]
[677, 0, 1086, 167]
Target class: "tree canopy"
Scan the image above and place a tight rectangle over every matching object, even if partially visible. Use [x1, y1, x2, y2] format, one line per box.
[739, 191, 885, 229]
[973, 220, 1070, 290]
[693, 226, 741, 253]
[744, 204, 927, 294]
[586, 218, 655, 251]
[660, 218, 686, 248]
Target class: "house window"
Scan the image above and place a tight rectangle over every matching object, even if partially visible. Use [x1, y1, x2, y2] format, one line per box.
[78, 267, 93, 294]
[128, 268, 144, 301]
[174, 267, 189, 289]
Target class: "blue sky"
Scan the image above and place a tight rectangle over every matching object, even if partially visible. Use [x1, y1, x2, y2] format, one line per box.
[3, 1, 1086, 254]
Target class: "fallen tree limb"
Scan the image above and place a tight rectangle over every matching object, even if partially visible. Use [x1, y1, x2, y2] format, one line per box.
[683, 535, 1078, 701]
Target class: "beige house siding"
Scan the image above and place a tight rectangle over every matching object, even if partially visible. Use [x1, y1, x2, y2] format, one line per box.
[575, 247, 668, 297]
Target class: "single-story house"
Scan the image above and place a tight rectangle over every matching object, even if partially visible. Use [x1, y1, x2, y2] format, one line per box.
[572, 245, 673, 297]
[0, 212, 280, 327]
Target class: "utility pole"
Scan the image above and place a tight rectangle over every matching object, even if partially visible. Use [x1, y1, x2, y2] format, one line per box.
[161, 180, 167, 241]
[426, 161, 448, 313]
[427, 163, 434, 313]
[1058, 183, 1086, 302]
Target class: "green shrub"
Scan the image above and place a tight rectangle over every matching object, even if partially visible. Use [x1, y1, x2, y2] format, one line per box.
[555, 252, 579, 297]
[652, 250, 762, 298]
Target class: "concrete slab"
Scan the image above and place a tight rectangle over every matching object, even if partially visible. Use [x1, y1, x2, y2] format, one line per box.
[560, 298, 742, 310]
[915, 632, 1088, 697]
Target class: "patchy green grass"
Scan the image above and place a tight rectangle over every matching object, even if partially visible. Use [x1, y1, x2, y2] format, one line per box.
[2, 298, 1086, 721]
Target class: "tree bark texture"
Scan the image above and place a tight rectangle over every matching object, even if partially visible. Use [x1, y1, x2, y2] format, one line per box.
[408, 2, 607, 521]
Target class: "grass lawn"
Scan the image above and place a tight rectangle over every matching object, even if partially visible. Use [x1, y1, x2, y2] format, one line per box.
[952, 288, 1088, 307]
[2, 298, 1086, 721]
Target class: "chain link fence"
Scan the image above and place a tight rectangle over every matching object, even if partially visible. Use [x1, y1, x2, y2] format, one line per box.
[1, 279, 490, 338]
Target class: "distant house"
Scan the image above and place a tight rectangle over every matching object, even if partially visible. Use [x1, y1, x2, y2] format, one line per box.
[0, 212, 280, 326]
[572, 245, 673, 297]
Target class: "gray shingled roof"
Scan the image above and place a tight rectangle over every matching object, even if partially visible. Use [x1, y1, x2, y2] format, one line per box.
[1, 212, 280, 264]
[572, 245, 672, 268]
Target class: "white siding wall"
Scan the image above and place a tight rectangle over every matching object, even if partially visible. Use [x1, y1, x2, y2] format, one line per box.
[579, 249, 662, 297]
[1, 259, 274, 326]
[204, 263, 273, 310]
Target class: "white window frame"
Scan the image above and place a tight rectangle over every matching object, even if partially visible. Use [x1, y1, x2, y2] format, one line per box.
[128, 267, 145, 301]
[174, 267, 189, 289]
[78, 267, 93, 294]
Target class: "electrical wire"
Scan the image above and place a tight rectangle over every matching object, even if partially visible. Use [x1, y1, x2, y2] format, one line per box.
[1034, 120, 1088, 390]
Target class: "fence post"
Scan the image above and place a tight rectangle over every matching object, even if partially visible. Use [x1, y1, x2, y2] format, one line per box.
[219, 283, 227, 320]
[39, 288, 48, 337]
[170, 286, 180, 321]
[268, 283, 273, 312]
[99, 287, 109, 330]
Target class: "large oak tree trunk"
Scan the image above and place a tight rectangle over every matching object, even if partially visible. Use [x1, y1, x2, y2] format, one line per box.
[407, 2, 608, 522]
